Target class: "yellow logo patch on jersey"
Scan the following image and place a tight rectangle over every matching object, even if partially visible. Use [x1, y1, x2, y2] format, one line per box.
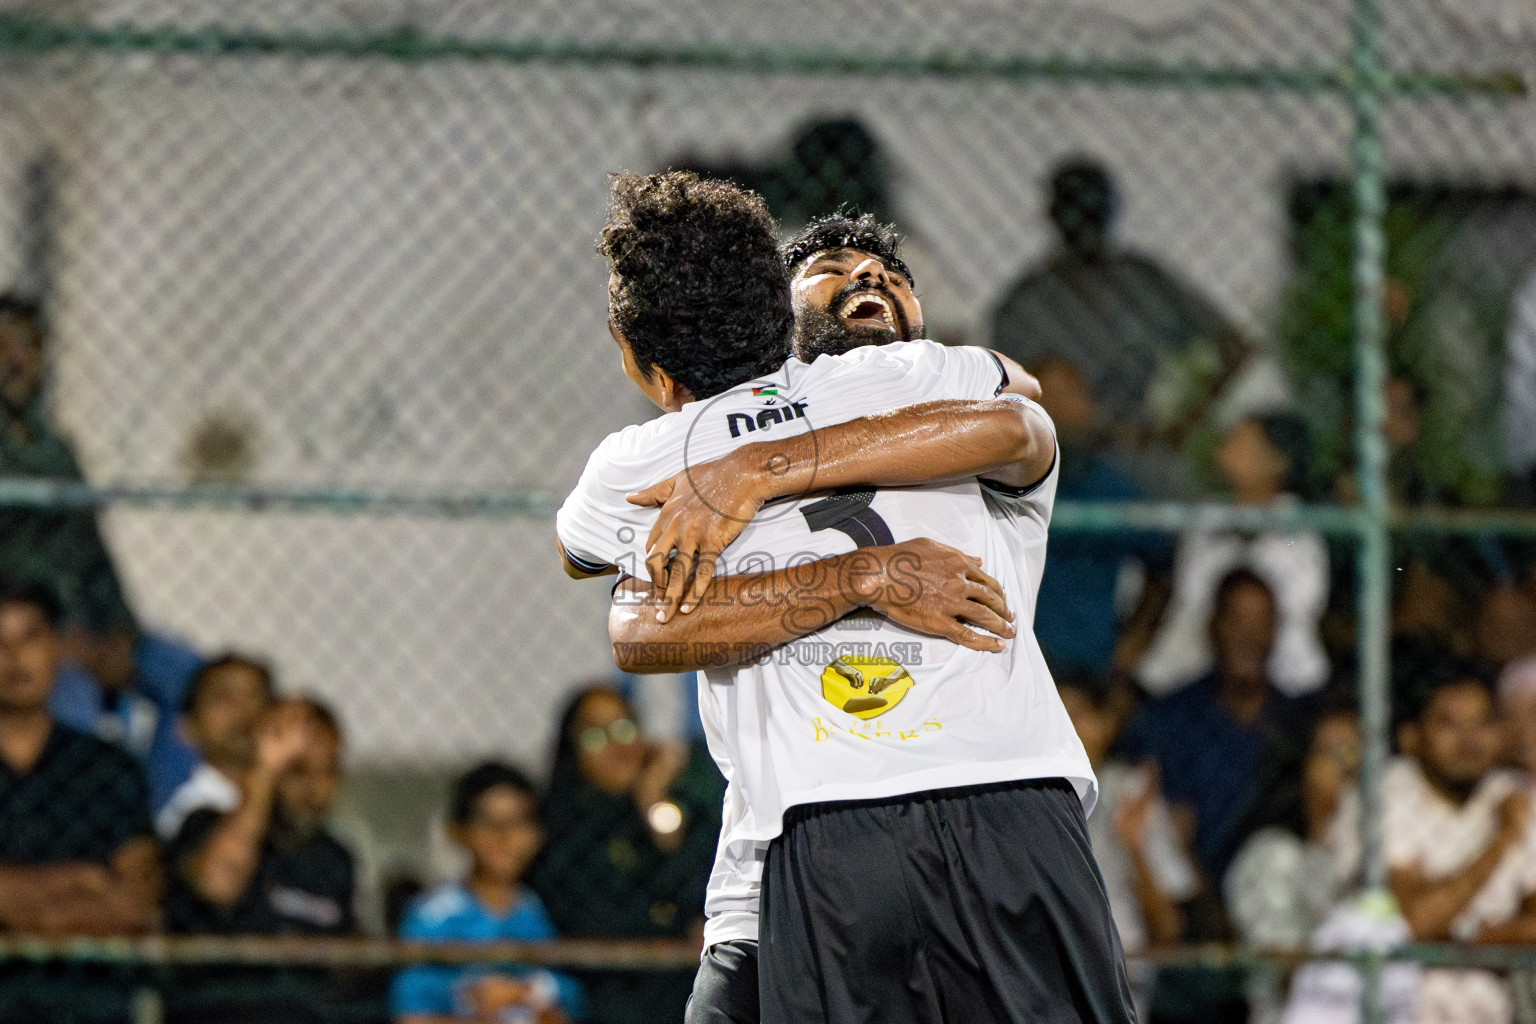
[820, 656, 915, 720]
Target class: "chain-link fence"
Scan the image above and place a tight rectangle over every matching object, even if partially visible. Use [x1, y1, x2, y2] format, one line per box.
[0, 0, 1532, 1022]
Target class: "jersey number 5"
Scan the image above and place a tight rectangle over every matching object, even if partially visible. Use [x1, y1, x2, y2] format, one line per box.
[800, 489, 893, 548]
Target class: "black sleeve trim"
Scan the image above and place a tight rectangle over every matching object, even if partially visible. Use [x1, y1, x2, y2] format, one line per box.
[987, 350, 1009, 396]
[979, 445, 1057, 500]
[565, 550, 613, 575]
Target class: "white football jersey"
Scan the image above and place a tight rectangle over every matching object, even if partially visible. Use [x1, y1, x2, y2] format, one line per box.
[557, 340, 1096, 946]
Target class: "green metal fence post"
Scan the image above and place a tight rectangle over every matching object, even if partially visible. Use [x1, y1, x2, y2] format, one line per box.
[1350, 0, 1392, 1020]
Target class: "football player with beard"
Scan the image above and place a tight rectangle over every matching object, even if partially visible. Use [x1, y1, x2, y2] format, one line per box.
[560, 180, 1133, 1024]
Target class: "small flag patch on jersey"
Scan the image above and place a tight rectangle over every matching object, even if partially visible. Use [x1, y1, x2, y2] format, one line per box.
[752, 386, 780, 397]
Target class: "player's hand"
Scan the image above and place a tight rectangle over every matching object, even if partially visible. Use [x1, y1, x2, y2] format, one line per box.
[627, 449, 770, 621]
[253, 701, 313, 774]
[862, 538, 1014, 652]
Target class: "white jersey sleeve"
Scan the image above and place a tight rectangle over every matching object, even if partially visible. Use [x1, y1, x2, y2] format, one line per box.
[556, 432, 648, 575]
[892, 339, 1010, 399]
[802, 339, 1008, 405]
[555, 418, 697, 577]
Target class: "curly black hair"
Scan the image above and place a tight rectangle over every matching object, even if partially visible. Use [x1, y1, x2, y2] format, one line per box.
[598, 171, 793, 400]
[779, 210, 913, 285]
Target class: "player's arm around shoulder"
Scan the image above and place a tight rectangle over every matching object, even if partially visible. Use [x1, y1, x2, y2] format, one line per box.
[949, 347, 1054, 493]
[987, 348, 1042, 402]
[854, 341, 1052, 490]
[971, 346, 1051, 491]
[608, 540, 1016, 674]
[974, 393, 1055, 493]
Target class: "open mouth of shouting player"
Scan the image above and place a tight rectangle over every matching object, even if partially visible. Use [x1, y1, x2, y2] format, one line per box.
[788, 248, 924, 360]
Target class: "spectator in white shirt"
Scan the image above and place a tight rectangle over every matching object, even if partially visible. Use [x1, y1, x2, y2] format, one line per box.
[1335, 668, 1536, 1024]
[1134, 413, 1330, 698]
[155, 654, 275, 840]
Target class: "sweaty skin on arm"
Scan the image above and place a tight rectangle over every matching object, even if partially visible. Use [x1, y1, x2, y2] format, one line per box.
[610, 537, 1015, 673]
[631, 373, 1055, 615]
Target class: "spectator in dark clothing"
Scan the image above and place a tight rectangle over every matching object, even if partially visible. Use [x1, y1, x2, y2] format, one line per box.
[1, 300, 201, 811]
[0, 577, 159, 934]
[1123, 568, 1315, 886]
[1030, 357, 1172, 682]
[990, 161, 1247, 499]
[0, 296, 129, 626]
[530, 685, 723, 1024]
[165, 696, 352, 935]
[0, 577, 160, 1023]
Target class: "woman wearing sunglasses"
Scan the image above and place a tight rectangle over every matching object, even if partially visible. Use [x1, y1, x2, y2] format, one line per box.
[530, 683, 724, 1024]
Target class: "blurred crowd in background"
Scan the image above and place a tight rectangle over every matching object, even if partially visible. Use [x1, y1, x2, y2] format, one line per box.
[1, 122, 1536, 1024]
[0, 566, 725, 1024]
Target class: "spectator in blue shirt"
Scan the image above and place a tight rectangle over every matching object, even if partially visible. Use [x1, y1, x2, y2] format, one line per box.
[393, 763, 583, 1024]
[50, 599, 203, 811]
[1122, 568, 1315, 888]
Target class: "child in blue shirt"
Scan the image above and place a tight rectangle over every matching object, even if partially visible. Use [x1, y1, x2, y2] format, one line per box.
[393, 763, 584, 1024]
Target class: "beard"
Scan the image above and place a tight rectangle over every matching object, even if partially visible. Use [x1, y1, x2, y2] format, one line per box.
[792, 306, 894, 360]
[791, 282, 922, 361]
[1419, 758, 1484, 806]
